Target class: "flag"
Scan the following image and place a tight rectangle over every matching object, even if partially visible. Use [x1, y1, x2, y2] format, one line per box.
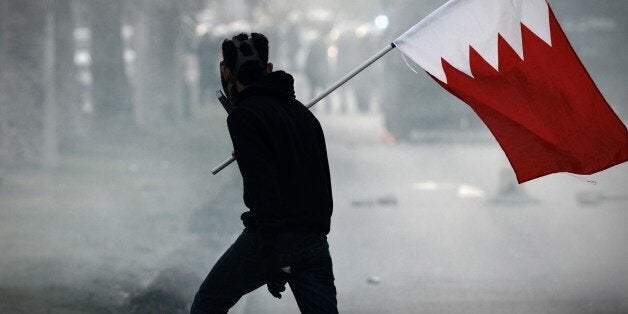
[393, 0, 628, 183]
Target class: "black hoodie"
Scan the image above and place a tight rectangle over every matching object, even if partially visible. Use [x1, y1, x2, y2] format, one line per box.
[227, 71, 333, 235]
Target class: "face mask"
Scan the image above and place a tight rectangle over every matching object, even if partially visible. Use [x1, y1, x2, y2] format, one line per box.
[220, 60, 237, 107]
[218, 38, 266, 104]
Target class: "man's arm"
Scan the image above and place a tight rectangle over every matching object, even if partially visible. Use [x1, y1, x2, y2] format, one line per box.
[227, 108, 289, 298]
[227, 108, 282, 228]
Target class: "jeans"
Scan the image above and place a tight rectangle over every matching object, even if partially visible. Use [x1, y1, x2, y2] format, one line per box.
[191, 230, 338, 314]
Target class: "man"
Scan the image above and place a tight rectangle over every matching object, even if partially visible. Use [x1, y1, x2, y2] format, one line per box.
[191, 33, 337, 313]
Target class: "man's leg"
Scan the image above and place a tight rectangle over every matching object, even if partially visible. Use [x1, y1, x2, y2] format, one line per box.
[287, 238, 338, 314]
[191, 231, 266, 314]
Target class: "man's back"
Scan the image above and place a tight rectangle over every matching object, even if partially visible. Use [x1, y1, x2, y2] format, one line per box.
[227, 70, 333, 234]
[192, 32, 337, 313]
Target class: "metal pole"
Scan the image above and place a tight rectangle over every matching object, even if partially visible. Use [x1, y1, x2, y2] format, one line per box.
[211, 43, 397, 175]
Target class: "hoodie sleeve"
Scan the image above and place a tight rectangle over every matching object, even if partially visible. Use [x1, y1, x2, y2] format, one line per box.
[227, 108, 282, 231]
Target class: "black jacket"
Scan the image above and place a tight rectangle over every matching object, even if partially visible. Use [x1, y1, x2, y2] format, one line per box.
[227, 71, 333, 235]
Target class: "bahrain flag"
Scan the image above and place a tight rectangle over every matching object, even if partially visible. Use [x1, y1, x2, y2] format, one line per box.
[393, 0, 628, 183]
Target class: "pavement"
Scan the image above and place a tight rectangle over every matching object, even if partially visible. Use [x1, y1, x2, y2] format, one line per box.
[231, 124, 628, 313]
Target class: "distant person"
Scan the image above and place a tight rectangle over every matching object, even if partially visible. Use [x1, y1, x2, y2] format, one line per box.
[191, 32, 337, 314]
[304, 37, 329, 103]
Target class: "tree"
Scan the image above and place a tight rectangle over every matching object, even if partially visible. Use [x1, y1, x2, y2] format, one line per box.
[54, 0, 85, 149]
[43, 0, 59, 167]
[0, 0, 49, 165]
[131, 0, 182, 125]
[88, 0, 133, 133]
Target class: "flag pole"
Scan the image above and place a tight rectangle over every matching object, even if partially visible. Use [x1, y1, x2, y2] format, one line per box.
[210, 43, 397, 175]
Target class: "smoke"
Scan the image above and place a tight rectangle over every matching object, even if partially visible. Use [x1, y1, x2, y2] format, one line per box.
[125, 267, 200, 314]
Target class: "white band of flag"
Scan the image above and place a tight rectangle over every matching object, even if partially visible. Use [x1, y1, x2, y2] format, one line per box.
[393, 0, 551, 83]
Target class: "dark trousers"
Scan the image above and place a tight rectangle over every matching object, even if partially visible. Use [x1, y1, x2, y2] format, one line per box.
[191, 230, 338, 313]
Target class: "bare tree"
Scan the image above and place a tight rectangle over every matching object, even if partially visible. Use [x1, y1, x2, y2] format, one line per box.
[131, 0, 182, 125]
[54, 0, 85, 149]
[0, 1, 49, 165]
[0, 0, 8, 171]
[43, 0, 59, 167]
[88, 0, 133, 133]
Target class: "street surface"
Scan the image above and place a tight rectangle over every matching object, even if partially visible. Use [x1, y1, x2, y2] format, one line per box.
[236, 116, 628, 313]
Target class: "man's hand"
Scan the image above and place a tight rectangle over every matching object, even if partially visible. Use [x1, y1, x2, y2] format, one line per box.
[262, 256, 291, 299]
[267, 277, 287, 299]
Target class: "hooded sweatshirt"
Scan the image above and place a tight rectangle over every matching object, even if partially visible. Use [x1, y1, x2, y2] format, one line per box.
[227, 71, 333, 235]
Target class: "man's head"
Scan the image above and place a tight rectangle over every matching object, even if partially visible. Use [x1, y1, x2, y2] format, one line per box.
[221, 32, 273, 89]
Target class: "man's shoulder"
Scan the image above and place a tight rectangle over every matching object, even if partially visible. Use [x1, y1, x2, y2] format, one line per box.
[239, 94, 309, 115]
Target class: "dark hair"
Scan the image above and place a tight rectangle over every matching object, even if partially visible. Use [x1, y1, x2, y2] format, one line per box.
[222, 32, 269, 85]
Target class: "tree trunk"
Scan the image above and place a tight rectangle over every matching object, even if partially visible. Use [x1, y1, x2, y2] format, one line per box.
[55, 0, 85, 148]
[88, 0, 133, 133]
[43, 1, 59, 167]
[0, 1, 48, 165]
[0, 0, 8, 169]
[132, 0, 181, 125]
[132, 3, 149, 126]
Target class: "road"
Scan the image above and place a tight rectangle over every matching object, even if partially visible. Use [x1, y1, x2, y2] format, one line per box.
[236, 124, 628, 313]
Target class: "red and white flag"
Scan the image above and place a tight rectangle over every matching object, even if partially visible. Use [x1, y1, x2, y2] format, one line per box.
[394, 0, 628, 183]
